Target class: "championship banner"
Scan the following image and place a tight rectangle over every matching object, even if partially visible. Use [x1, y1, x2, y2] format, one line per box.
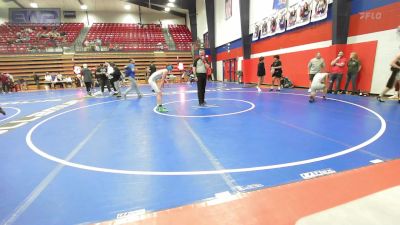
[286, 2, 298, 30]
[260, 18, 269, 39]
[296, 0, 312, 27]
[276, 8, 287, 34]
[267, 12, 278, 37]
[252, 22, 261, 41]
[311, 0, 328, 22]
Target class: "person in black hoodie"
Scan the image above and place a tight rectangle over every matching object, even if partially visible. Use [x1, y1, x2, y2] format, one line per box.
[96, 64, 111, 95]
[109, 62, 122, 97]
[82, 64, 93, 96]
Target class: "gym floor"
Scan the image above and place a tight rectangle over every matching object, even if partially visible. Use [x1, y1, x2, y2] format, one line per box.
[0, 82, 399, 225]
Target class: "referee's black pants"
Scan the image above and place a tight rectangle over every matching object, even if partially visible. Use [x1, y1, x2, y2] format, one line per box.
[196, 73, 207, 105]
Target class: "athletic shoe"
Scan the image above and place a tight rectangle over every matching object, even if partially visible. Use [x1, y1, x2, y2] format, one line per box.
[309, 97, 315, 103]
[307, 88, 311, 93]
[322, 96, 326, 100]
[157, 106, 168, 112]
[269, 89, 274, 92]
[138, 94, 143, 98]
[0, 107, 5, 115]
[257, 87, 261, 92]
[388, 94, 398, 99]
[377, 96, 384, 102]
[116, 95, 122, 98]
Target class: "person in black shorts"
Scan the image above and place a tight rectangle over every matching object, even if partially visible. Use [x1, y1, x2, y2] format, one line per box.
[270, 55, 283, 91]
[256, 56, 266, 92]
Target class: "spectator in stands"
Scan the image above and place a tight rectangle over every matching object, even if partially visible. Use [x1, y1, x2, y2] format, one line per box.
[307, 52, 325, 92]
[328, 51, 346, 94]
[193, 49, 211, 106]
[44, 72, 53, 89]
[0, 73, 9, 93]
[96, 64, 111, 95]
[57, 73, 63, 82]
[82, 64, 93, 96]
[19, 78, 27, 91]
[33, 73, 40, 89]
[123, 59, 142, 99]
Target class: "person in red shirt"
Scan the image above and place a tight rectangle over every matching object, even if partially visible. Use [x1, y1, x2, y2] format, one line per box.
[328, 51, 346, 94]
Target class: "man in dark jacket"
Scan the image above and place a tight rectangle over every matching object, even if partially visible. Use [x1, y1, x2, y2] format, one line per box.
[109, 63, 122, 97]
[96, 64, 111, 95]
[82, 64, 93, 96]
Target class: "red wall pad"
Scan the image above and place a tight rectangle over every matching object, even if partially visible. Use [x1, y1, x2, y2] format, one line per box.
[349, 2, 400, 37]
[242, 41, 377, 92]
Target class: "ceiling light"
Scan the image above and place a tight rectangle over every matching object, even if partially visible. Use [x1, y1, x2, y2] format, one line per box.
[165, 7, 170, 12]
[124, 5, 131, 10]
[30, 2, 38, 8]
[81, 5, 87, 10]
[166, 3, 174, 7]
[169, 0, 176, 2]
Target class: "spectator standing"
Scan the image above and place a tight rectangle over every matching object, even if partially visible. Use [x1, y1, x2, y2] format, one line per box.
[344, 52, 362, 95]
[328, 51, 346, 94]
[256, 56, 266, 92]
[82, 64, 93, 96]
[308, 52, 325, 92]
[270, 55, 283, 91]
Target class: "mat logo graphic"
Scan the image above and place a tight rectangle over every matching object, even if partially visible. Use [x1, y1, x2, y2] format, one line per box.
[235, 184, 264, 191]
[300, 168, 336, 179]
[0, 100, 79, 135]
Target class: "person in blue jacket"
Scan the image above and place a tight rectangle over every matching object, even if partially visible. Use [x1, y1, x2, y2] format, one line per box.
[123, 59, 143, 99]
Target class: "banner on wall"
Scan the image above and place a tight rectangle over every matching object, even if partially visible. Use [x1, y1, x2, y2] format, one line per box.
[268, 12, 278, 37]
[276, 8, 287, 34]
[225, 0, 232, 20]
[273, 0, 288, 10]
[260, 19, 269, 39]
[296, 0, 312, 27]
[311, 0, 328, 22]
[252, 22, 261, 41]
[286, 2, 298, 30]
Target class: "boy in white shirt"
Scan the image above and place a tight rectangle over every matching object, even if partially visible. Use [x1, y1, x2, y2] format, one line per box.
[309, 72, 329, 103]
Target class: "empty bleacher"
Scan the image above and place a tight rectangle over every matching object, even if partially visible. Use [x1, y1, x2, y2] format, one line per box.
[0, 23, 83, 53]
[168, 24, 192, 51]
[84, 23, 167, 51]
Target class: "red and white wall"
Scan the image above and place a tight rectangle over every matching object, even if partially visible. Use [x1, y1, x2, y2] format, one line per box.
[211, 0, 399, 94]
